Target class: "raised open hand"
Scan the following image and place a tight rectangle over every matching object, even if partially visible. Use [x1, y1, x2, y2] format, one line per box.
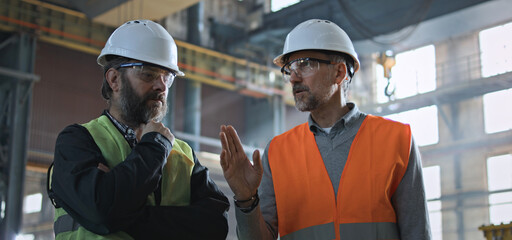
[219, 125, 263, 201]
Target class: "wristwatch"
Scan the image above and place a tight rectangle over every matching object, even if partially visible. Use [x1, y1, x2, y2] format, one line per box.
[234, 191, 260, 213]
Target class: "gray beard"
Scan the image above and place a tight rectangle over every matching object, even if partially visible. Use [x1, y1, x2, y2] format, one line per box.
[119, 76, 167, 127]
[293, 79, 337, 112]
[295, 93, 319, 112]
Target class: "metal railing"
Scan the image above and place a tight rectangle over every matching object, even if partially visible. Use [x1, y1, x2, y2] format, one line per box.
[435, 52, 483, 84]
[0, 0, 290, 100]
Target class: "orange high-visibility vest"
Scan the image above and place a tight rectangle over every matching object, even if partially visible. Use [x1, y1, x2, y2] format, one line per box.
[268, 115, 411, 240]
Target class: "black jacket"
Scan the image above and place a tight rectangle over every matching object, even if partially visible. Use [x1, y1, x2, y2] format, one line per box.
[49, 123, 230, 240]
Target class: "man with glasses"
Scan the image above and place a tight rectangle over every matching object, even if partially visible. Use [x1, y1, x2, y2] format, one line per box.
[219, 19, 431, 239]
[48, 20, 229, 239]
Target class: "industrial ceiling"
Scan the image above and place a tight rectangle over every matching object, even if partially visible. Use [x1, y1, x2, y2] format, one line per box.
[32, 0, 509, 58]
[37, 0, 201, 27]
[245, 0, 497, 57]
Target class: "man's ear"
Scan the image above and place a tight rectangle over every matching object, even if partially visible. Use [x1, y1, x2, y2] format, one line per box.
[335, 62, 348, 85]
[106, 68, 121, 92]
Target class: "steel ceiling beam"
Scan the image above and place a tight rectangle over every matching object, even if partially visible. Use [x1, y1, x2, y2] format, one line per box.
[360, 71, 512, 116]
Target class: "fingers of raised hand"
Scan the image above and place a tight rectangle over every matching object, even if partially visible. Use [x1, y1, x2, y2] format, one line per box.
[225, 125, 244, 155]
[219, 129, 231, 156]
[228, 126, 245, 154]
[220, 125, 250, 169]
[220, 149, 229, 171]
[252, 150, 263, 174]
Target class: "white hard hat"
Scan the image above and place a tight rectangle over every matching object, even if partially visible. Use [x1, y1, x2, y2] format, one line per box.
[97, 19, 184, 76]
[273, 19, 360, 74]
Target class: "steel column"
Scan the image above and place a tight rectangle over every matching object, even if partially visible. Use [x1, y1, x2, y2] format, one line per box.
[0, 32, 37, 240]
[272, 94, 284, 136]
[184, 80, 201, 150]
[163, 83, 176, 131]
[184, 3, 202, 150]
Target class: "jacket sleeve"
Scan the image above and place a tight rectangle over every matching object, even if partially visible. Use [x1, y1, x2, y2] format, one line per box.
[235, 142, 279, 240]
[124, 151, 230, 240]
[392, 136, 432, 240]
[51, 124, 171, 234]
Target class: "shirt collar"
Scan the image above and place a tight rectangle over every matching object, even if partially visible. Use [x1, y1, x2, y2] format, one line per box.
[102, 110, 138, 148]
[308, 102, 360, 134]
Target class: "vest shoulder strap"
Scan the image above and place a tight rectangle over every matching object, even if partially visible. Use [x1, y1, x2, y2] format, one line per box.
[82, 116, 131, 168]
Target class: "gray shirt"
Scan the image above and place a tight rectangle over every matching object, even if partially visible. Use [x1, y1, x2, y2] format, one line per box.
[235, 103, 431, 240]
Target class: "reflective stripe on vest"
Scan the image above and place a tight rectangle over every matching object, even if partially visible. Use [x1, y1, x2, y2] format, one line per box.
[281, 222, 335, 240]
[54, 214, 80, 235]
[280, 222, 399, 240]
[269, 115, 411, 239]
[339, 222, 399, 240]
[52, 115, 195, 239]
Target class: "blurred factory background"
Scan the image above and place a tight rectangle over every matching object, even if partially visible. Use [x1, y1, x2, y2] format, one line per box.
[0, 0, 511, 239]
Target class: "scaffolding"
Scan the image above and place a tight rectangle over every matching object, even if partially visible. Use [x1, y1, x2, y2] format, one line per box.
[479, 222, 512, 240]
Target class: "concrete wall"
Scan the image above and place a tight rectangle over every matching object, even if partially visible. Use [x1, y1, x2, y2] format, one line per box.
[30, 42, 106, 162]
[354, 25, 512, 239]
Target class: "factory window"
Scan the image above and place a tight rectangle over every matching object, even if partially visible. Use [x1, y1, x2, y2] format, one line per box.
[376, 45, 436, 103]
[1, 200, 4, 218]
[23, 193, 42, 214]
[15, 234, 34, 240]
[271, 0, 300, 12]
[483, 88, 512, 134]
[479, 21, 512, 78]
[423, 165, 442, 240]
[487, 154, 512, 225]
[384, 105, 439, 146]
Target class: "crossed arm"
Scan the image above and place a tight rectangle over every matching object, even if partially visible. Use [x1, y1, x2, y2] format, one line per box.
[51, 124, 229, 239]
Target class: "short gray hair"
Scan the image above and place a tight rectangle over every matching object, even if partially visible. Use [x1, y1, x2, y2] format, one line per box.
[322, 51, 354, 99]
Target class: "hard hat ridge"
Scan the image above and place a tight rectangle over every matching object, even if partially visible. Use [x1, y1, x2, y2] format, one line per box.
[97, 19, 184, 76]
[273, 19, 360, 74]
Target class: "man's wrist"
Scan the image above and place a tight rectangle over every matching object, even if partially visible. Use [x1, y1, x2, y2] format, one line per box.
[234, 191, 258, 203]
[236, 198, 255, 208]
[234, 191, 259, 213]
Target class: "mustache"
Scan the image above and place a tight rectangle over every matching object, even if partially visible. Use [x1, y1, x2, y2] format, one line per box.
[293, 84, 309, 93]
[144, 91, 166, 102]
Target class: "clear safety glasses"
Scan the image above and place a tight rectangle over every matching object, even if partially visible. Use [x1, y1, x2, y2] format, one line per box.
[280, 57, 335, 82]
[118, 62, 177, 88]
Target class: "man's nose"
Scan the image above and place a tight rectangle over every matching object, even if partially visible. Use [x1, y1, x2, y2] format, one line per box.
[153, 74, 167, 90]
[289, 70, 302, 83]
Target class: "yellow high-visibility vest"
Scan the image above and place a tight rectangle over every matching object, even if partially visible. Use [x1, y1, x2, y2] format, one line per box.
[52, 115, 194, 239]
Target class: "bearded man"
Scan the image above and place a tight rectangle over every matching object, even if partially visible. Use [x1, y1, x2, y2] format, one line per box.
[48, 20, 229, 240]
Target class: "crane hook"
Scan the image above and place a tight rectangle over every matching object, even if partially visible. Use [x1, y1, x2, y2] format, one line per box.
[384, 77, 395, 99]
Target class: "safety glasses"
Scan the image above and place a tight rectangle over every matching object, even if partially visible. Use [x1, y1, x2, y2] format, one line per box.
[280, 57, 334, 82]
[118, 62, 176, 88]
